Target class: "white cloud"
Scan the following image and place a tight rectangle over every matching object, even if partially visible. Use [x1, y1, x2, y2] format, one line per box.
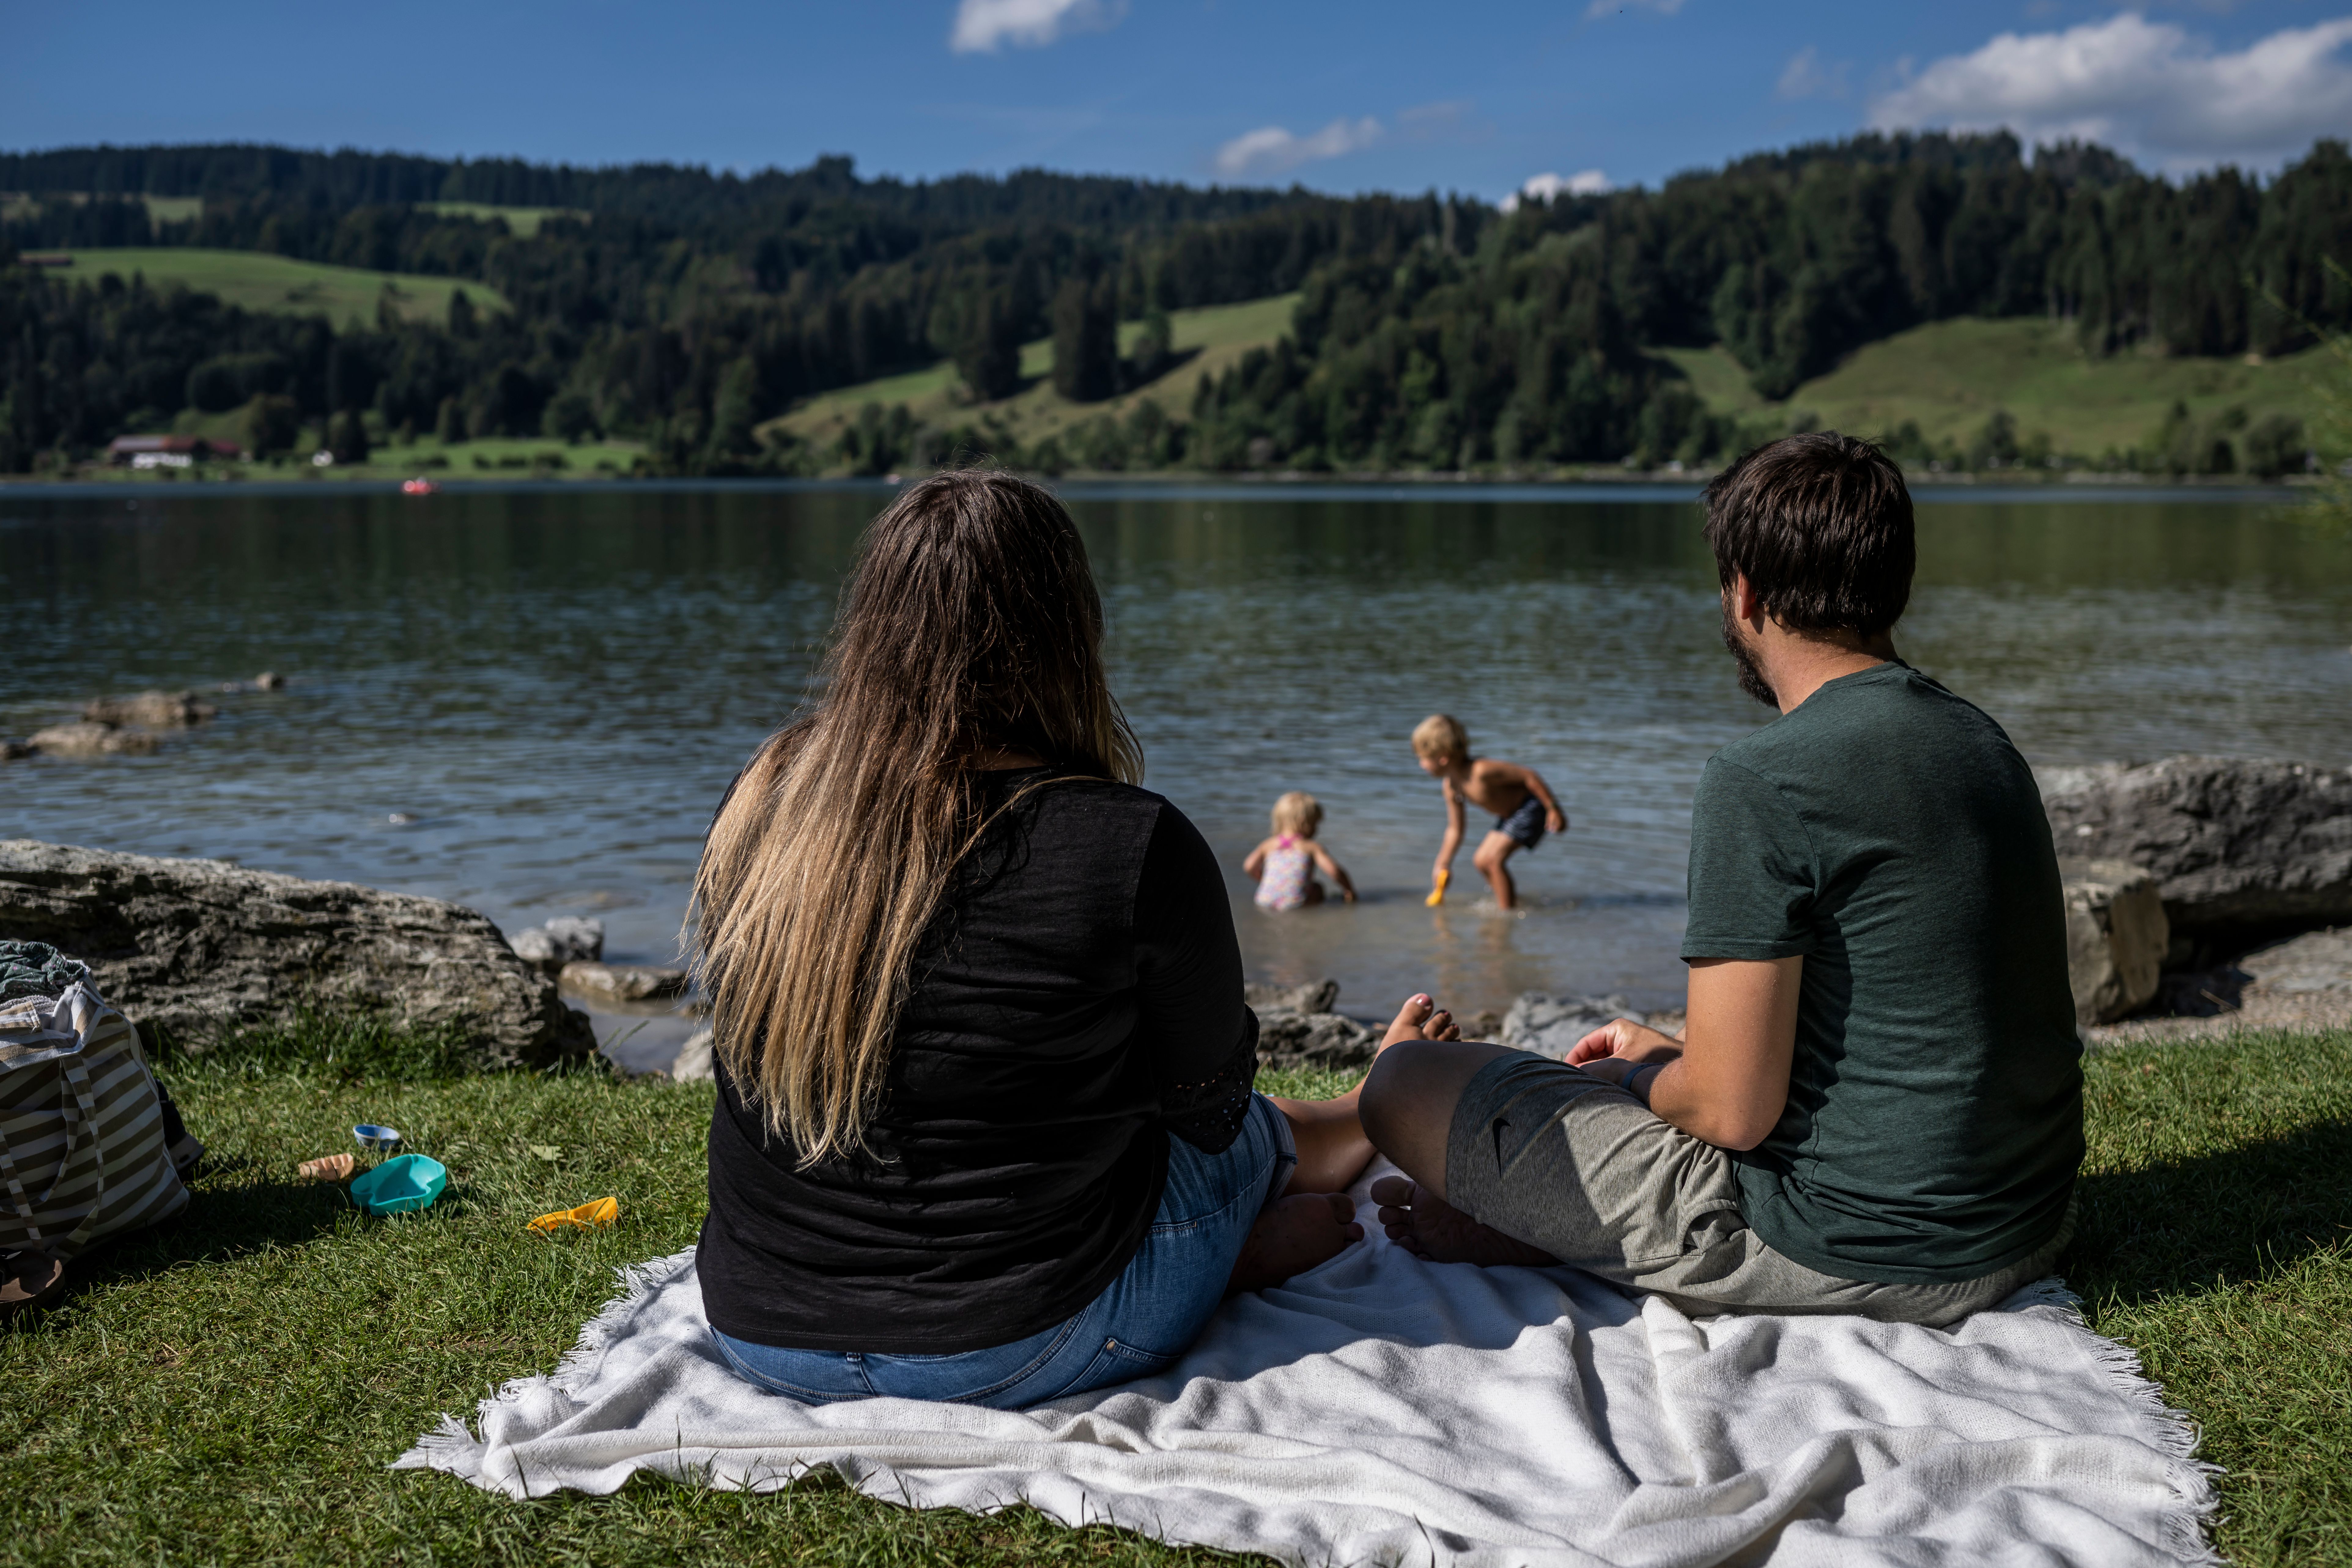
[1777, 45, 1849, 101]
[1584, 0, 1685, 18]
[1213, 116, 1382, 179]
[950, 0, 1124, 54]
[1868, 11, 2352, 170]
[1500, 169, 1612, 212]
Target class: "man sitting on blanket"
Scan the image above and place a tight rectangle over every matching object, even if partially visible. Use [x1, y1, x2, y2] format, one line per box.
[1361, 432, 2084, 1326]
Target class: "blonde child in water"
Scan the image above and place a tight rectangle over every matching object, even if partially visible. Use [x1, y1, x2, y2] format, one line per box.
[1245, 792, 1357, 912]
[1412, 714, 1566, 912]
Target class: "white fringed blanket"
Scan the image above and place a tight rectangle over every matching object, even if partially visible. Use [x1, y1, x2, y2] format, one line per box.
[398, 1165, 2214, 1567]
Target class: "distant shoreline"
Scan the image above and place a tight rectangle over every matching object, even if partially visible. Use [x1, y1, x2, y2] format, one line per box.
[0, 468, 2319, 504]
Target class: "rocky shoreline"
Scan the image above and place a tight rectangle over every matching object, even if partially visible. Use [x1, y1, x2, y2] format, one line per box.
[5, 677, 284, 760]
[0, 755, 2342, 1079]
[2044, 755, 2352, 1039]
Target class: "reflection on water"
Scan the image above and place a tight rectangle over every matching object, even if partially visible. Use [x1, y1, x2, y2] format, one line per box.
[5, 482, 2349, 1046]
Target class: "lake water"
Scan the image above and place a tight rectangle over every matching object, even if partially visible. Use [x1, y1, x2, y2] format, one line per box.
[6, 480, 2350, 1070]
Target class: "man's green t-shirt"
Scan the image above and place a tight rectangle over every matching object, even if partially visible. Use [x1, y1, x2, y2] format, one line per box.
[1681, 662, 2082, 1284]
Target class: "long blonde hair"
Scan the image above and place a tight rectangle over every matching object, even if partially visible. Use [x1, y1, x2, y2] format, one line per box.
[690, 471, 1142, 1161]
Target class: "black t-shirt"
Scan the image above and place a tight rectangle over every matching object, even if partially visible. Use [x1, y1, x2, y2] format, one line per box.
[697, 770, 1259, 1353]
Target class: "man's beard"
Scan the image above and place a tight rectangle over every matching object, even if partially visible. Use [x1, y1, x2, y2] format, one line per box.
[1720, 599, 1779, 708]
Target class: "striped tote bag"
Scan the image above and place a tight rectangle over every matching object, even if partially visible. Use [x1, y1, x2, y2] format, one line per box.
[0, 981, 190, 1260]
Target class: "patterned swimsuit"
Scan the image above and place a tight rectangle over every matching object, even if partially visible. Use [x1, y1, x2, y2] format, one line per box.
[1253, 835, 1315, 912]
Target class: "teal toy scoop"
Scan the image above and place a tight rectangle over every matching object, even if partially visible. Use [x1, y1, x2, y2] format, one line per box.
[349, 1153, 448, 1216]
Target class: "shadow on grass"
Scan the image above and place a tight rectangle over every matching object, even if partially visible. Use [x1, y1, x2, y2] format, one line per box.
[22, 1158, 370, 1320]
[2069, 1117, 2352, 1307]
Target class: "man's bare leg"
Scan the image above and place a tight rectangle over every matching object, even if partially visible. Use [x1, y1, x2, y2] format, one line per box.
[1360, 1033, 1560, 1266]
[1471, 830, 1520, 909]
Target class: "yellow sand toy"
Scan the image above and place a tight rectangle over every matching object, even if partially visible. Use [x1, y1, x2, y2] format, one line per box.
[1426, 868, 1450, 907]
[528, 1196, 620, 1236]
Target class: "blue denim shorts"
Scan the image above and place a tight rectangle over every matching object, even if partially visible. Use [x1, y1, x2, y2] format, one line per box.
[710, 1093, 1298, 1410]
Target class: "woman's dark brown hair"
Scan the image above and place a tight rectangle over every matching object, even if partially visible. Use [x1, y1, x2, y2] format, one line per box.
[1702, 432, 1915, 637]
[689, 471, 1141, 1159]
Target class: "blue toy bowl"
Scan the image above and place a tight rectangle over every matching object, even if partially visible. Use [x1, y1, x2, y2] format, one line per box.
[353, 1123, 402, 1151]
[349, 1153, 448, 1216]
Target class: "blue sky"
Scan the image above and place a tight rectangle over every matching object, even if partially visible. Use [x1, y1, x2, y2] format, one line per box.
[6, 2, 2349, 197]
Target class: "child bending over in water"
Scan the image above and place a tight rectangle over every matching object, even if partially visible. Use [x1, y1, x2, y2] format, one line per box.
[1245, 791, 1357, 912]
[1412, 714, 1566, 912]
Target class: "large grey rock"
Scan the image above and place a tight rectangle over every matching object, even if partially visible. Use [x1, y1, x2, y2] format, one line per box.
[1249, 978, 1380, 1069]
[510, 916, 605, 972]
[82, 690, 216, 727]
[31, 722, 158, 756]
[0, 839, 596, 1068]
[2239, 927, 2352, 1003]
[559, 961, 688, 1003]
[1244, 979, 1340, 1015]
[2044, 756, 2352, 938]
[1501, 993, 1647, 1061]
[2061, 858, 2169, 1024]
[2088, 925, 2352, 1045]
[671, 1027, 715, 1082]
[1255, 1009, 1381, 1069]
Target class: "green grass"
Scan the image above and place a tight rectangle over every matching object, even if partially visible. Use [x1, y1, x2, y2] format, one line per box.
[1, 192, 202, 226]
[1661, 317, 2340, 461]
[24, 247, 511, 324]
[768, 293, 1300, 452]
[416, 202, 582, 239]
[3, 1034, 2343, 1565]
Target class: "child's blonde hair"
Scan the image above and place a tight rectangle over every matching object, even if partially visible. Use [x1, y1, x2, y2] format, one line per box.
[1270, 791, 1323, 836]
[1412, 713, 1469, 762]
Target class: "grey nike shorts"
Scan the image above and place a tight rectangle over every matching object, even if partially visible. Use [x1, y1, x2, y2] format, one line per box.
[1444, 1050, 2073, 1328]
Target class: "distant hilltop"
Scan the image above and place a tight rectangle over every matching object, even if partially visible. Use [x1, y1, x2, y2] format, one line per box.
[3, 132, 2346, 483]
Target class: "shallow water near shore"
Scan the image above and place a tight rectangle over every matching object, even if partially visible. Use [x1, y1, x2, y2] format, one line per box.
[6, 481, 2350, 1069]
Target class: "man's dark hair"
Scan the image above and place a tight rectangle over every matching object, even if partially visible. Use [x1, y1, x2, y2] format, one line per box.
[1702, 433, 1915, 637]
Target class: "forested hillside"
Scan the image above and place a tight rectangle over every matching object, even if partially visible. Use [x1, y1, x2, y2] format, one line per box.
[3, 131, 2349, 476]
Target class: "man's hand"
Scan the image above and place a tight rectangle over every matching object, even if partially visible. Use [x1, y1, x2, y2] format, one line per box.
[1566, 1017, 1682, 1066]
[1544, 807, 1566, 834]
[1565, 1019, 1682, 1086]
[1588, 957, 1801, 1150]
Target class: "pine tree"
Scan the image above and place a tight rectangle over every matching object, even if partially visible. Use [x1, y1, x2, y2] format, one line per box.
[706, 357, 759, 455]
[330, 407, 370, 464]
[955, 291, 1025, 402]
[1051, 275, 1117, 402]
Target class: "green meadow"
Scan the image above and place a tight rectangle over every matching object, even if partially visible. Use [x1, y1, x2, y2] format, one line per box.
[25, 248, 511, 325]
[2, 1029, 2346, 1565]
[774, 293, 2339, 475]
[769, 293, 1301, 453]
[0, 192, 202, 226]
[1660, 316, 2341, 462]
[417, 202, 584, 238]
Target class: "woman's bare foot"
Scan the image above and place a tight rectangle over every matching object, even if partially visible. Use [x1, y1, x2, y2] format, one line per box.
[1380, 994, 1461, 1054]
[1369, 1175, 1558, 1267]
[1225, 1192, 1363, 1295]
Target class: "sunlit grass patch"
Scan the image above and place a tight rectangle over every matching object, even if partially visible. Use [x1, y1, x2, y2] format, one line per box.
[1, 1026, 2343, 1563]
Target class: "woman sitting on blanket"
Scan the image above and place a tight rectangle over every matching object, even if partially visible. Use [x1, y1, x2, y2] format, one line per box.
[689, 470, 1457, 1409]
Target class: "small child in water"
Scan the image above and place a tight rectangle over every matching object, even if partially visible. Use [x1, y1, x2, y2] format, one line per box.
[1412, 714, 1566, 912]
[1245, 791, 1357, 912]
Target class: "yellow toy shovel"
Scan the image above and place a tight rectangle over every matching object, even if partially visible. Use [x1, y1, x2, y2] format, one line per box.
[1425, 869, 1450, 907]
[528, 1196, 619, 1236]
